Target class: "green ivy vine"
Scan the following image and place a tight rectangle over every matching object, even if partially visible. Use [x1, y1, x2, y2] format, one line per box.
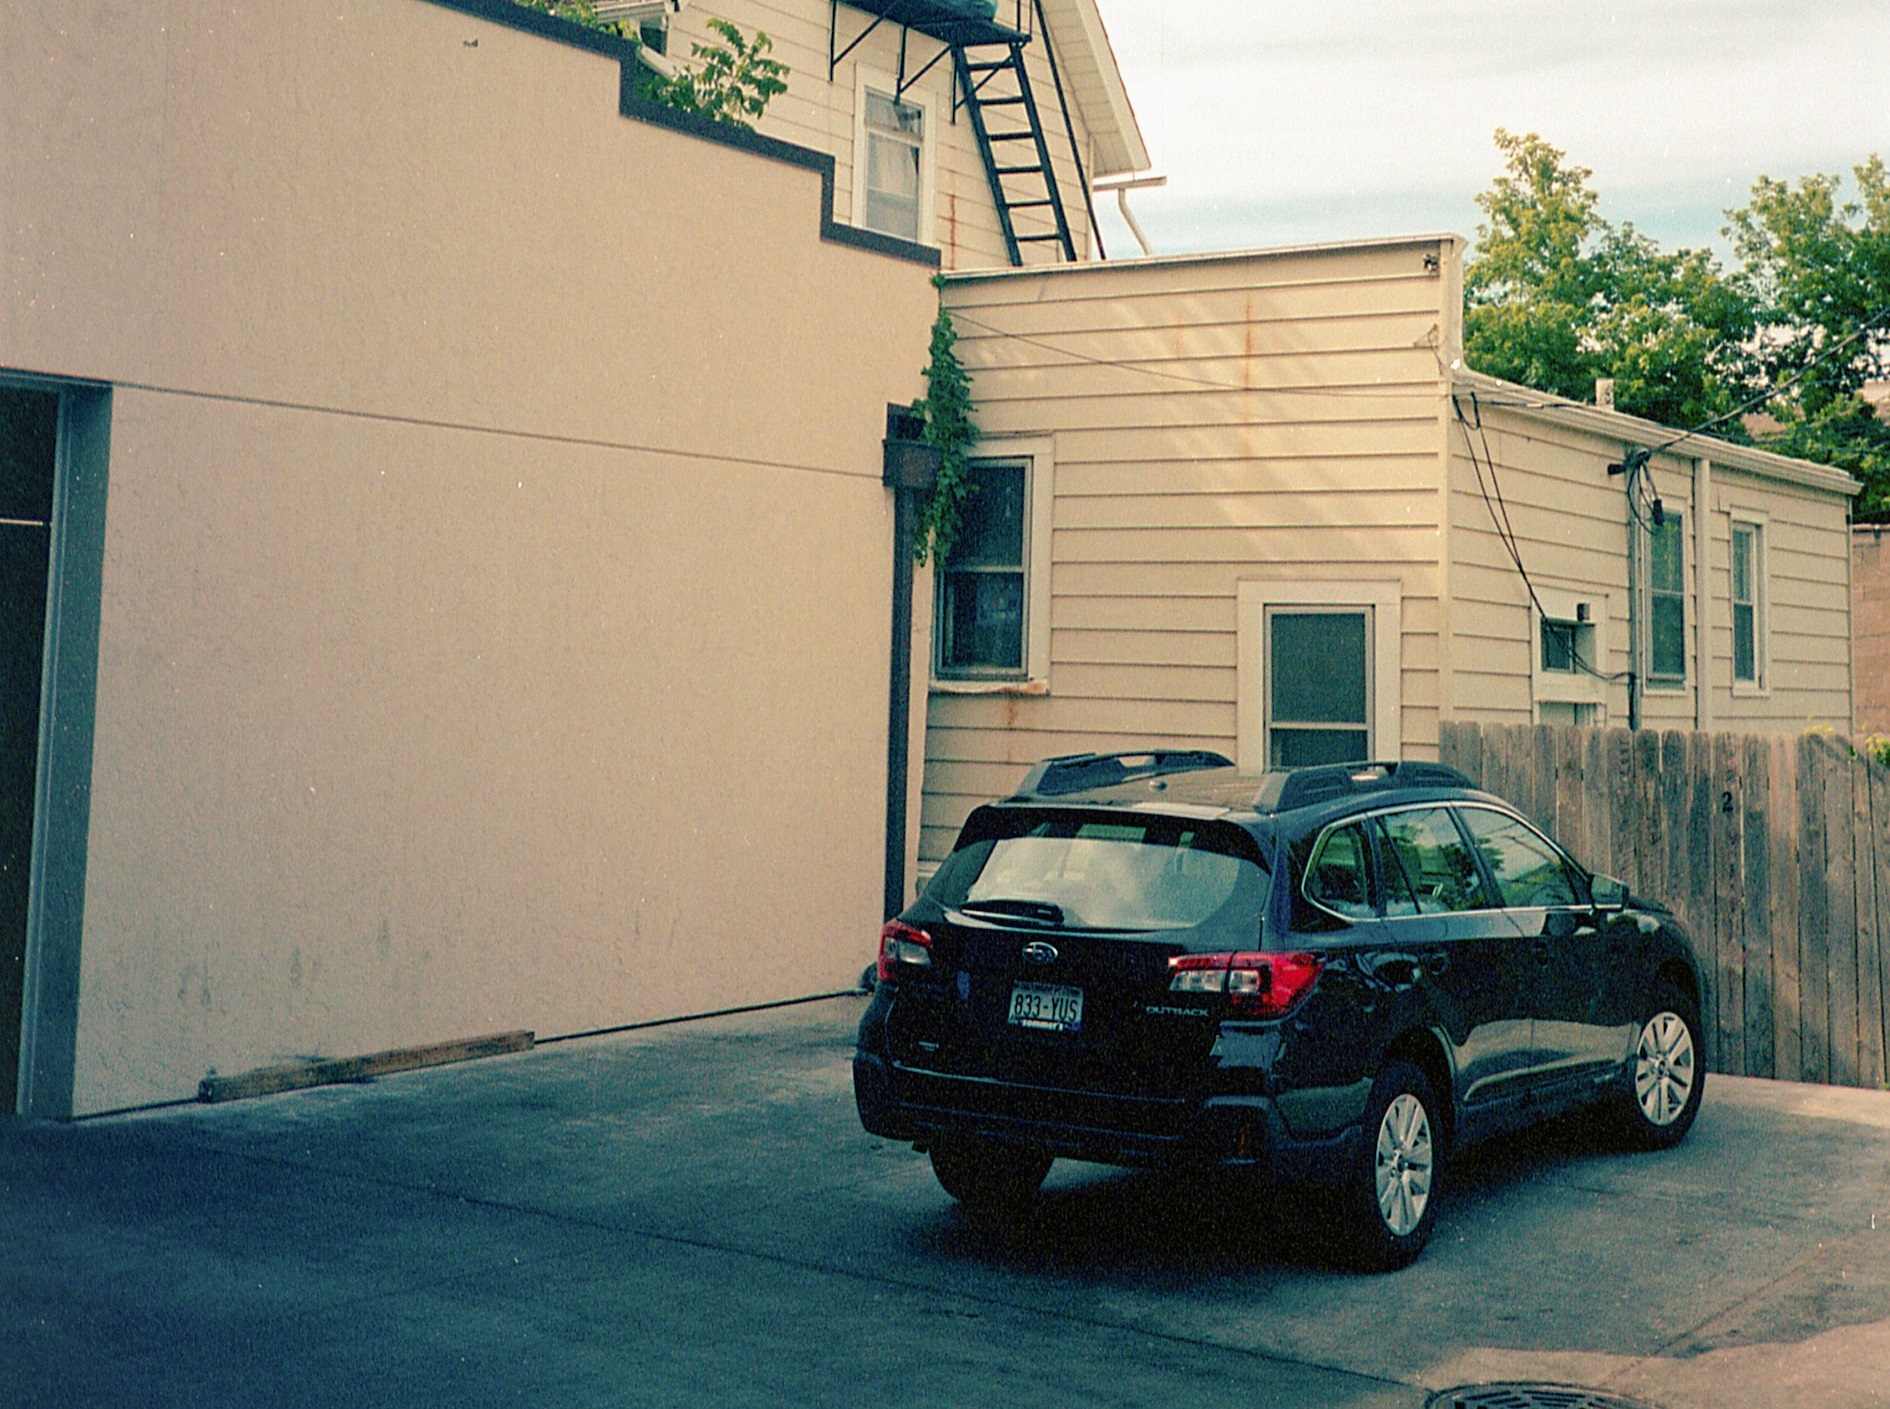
[912, 301, 979, 565]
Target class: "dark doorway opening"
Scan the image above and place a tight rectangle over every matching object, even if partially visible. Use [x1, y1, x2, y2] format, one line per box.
[1, 386, 58, 1109]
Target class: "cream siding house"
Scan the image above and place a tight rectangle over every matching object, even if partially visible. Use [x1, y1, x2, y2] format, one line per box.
[628, 0, 1148, 267]
[917, 237, 1860, 875]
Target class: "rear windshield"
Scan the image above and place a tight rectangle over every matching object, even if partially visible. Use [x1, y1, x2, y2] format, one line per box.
[927, 813, 1271, 933]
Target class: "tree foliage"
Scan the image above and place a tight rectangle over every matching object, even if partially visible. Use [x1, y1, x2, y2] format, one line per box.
[1726, 158, 1890, 516]
[1464, 130, 1751, 432]
[1464, 131, 1890, 518]
[508, 5, 788, 133]
[641, 19, 789, 130]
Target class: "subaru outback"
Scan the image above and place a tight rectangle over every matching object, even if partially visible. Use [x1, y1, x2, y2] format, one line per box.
[853, 750, 1706, 1269]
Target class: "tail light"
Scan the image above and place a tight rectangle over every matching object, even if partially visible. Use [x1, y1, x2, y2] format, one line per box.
[1168, 950, 1323, 1019]
[877, 919, 934, 983]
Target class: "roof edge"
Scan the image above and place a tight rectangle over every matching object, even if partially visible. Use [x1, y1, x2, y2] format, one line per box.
[1452, 367, 1863, 498]
[941, 230, 1467, 283]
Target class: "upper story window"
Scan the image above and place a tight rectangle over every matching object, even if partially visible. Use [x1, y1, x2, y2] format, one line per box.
[1648, 511, 1686, 685]
[1731, 518, 1766, 688]
[861, 85, 926, 242]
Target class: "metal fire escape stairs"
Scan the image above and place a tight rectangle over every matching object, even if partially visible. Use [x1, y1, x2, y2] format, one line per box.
[828, 0, 1091, 265]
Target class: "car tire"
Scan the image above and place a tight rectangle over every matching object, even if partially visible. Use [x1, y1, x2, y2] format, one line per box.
[929, 1137, 1053, 1212]
[1615, 985, 1704, 1150]
[1343, 1059, 1442, 1272]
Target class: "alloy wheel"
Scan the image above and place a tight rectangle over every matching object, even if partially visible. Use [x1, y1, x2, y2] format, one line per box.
[1374, 1092, 1434, 1236]
[1634, 1011, 1696, 1127]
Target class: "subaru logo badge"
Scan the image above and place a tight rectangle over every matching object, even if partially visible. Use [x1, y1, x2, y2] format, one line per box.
[1022, 941, 1059, 966]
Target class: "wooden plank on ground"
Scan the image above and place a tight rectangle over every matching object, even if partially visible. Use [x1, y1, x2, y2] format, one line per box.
[1856, 753, 1886, 1088]
[1799, 733, 1831, 1085]
[1712, 731, 1745, 1075]
[1741, 733, 1775, 1080]
[198, 1030, 535, 1103]
[1772, 733, 1803, 1083]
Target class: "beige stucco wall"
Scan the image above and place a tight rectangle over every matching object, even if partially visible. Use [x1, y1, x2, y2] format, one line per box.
[2, 0, 936, 1111]
[920, 238, 1464, 864]
[1446, 400, 1855, 734]
[673, 0, 1108, 267]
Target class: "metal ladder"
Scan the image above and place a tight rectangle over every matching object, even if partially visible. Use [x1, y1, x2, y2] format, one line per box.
[952, 40, 1076, 265]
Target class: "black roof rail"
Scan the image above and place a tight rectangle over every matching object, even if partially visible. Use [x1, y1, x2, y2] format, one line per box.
[1010, 749, 1234, 799]
[1255, 760, 1473, 813]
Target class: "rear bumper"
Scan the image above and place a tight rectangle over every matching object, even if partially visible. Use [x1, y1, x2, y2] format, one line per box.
[853, 1049, 1361, 1187]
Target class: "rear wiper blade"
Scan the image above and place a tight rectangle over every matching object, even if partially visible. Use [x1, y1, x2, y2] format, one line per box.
[956, 898, 1066, 927]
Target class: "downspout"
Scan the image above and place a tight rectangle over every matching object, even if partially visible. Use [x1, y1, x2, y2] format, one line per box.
[1694, 456, 1714, 731]
[1625, 468, 1643, 731]
[1093, 174, 1165, 257]
[882, 412, 940, 920]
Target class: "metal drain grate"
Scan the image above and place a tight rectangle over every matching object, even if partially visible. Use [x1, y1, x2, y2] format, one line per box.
[1427, 1385, 1660, 1409]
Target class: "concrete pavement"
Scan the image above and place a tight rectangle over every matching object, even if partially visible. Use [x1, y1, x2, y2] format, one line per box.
[3, 995, 1887, 1408]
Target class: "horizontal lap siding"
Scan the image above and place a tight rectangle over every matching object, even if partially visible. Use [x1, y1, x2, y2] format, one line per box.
[1450, 408, 1854, 733]
[919, 243, 1457, 864]
[1708, 469, 1853, 729]
[1450, 408, 1673, 727]
[679, 0, 1097, 268]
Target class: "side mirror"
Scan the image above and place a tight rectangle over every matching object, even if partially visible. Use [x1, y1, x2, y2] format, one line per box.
[1590, 873, 1628, 913]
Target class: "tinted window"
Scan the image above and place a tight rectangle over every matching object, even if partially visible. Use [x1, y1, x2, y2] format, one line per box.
[1378, 807, 1490, 914]
[929, 816, 1269, 932]
[1456, 807, 1581, 908]
[1305, 823, 1374, 919]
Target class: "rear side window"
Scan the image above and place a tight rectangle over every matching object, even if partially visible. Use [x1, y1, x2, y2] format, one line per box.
[1305, 823, 1374, 919]
[1378, 807, 1491, 914]
[1456, 807, 1581, 908]
[928, 815, 1270, 933]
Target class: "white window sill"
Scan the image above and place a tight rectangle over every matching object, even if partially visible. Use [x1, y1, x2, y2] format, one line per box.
[931, 677, 1049, 696]
[1730, 682, 1771, 700]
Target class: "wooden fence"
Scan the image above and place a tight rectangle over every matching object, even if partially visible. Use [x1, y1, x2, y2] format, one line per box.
[1438, 721, 1890, 1090]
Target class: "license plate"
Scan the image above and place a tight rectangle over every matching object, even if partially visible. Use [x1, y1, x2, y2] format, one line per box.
[1008, 982, 1084, 1033]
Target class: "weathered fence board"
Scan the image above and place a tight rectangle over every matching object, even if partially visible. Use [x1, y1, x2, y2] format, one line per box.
[1441, 722, 1890, 1091]
[1799, 734, 1831, 1085]
[1771, 733, 1802, 1083]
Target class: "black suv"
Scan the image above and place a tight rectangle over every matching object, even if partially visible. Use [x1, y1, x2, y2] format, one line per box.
[854, 751, 1706, 1269]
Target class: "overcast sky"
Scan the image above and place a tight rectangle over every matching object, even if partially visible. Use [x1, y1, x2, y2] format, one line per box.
[1087, 0, 1890, 264]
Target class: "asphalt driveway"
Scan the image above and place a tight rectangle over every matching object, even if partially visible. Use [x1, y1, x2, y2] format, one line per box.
[3, 995, 1887, 1408]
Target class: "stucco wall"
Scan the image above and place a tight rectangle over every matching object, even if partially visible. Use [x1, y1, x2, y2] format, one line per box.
[2, 0, 935, 1111]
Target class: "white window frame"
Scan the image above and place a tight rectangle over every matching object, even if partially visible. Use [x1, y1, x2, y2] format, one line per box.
[852, 67, 937, 247]
[930, 435, 1054, 692]
[1531, 586, 1609, 725]
[1729, 508, 1769, 696]
[1236, 580, 1401, 774]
